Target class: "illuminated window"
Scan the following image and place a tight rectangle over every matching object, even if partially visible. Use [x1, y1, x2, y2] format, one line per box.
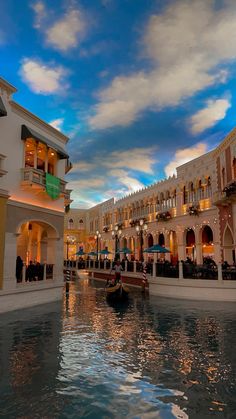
[25, 139, 35, 168]
[37, 142, 46, 171]
[48, 148, 56, 175]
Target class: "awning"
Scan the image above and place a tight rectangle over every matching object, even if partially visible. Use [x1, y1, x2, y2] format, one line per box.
[21, 124, 69, 159]
[0, 96, 7, 117]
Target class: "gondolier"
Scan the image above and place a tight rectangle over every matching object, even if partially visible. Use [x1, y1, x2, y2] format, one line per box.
[110, 260, 123, 284]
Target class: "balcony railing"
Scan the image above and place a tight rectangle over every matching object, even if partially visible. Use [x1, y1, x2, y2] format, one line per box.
[21, 167, 71, 200]
[212, 190, 227, 205]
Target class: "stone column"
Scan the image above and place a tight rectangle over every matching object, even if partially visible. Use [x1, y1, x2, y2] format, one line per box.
[217, 263, 223, 282]
[196, 243, 202, 265]
[133, 260, 137, 273]
[165, 233, 171, 262]
[153, 253, 157, 278]
[179, 260, 183, 279]
[3, 232, 18, 290]
[43, 263, 46, 280]
[22, 264, 27, 283]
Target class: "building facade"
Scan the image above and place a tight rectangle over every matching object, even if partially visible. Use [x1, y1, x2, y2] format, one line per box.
[65, 130, 236, 266]
[0, 77, 71, 311]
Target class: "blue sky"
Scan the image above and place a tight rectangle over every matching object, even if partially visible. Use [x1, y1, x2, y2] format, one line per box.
[1, 0, 236, 207]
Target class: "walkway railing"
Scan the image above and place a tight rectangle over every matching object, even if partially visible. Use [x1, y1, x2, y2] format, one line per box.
[64, 259, 236, 282]
[17, 263, 54, 283]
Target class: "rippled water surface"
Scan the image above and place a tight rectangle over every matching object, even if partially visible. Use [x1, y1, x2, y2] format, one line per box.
[0, 276, 236, 418]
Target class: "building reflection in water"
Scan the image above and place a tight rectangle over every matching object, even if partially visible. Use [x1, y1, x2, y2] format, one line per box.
[60, 281, 236, 416]
[0, 280, 235, 417]
[0, 302, 63, 418]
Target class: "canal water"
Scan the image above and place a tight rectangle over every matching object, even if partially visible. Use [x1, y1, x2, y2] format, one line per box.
[0, 276, 235, 418]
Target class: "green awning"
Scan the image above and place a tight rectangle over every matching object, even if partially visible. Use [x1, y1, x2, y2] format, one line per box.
[0, 97, 7, 117]
[21, 124, 69, 159]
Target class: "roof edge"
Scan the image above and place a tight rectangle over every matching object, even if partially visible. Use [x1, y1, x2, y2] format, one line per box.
[0, 77, 17, 94]
[10, 100, 69, 143]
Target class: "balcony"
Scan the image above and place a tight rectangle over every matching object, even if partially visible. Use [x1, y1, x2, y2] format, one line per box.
[21, 167, 71, 200]
[212, 190, 228, 206]
[156, 211, 172, 222]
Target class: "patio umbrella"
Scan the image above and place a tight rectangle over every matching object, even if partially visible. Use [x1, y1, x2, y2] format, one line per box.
[144, 244, 170, 253]
[118, 247, 132, 254]
[87, 251, 97, 257]
[99, 249, 112, 255]
[75, 249, 87, 256]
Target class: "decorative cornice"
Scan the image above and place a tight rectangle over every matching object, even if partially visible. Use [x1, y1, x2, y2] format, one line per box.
[0, 77, 17, 94]
[10, 101, 69, 144]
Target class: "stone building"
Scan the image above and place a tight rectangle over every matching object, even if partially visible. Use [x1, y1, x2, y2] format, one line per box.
[65, 129, 236, 266]
[0, 77, 72, 312]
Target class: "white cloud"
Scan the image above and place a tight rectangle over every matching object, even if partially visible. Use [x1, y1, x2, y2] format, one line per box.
[31, 1, 46, 28]
[102, 147, 156, 174]
[68, 178, 105, 190]
[70, 193, 99, 209]
[109, 169, 144, 193]
[164, 142, 208, 177]
[189, 98, 231, 134]
[46, 9, 85, 51]
[49, 118, 64, 130]
[70, 162, 95, 172]
[20, 59, 68, 94]
[89, 0, 236, 129]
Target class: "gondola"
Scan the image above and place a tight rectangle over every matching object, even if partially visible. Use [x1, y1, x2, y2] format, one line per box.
[105, 282, 129, 301]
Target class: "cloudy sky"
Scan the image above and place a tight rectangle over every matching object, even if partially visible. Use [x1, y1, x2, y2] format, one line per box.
[1, 0, 236, 207]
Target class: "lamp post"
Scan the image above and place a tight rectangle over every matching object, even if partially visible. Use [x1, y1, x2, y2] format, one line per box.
[66, 235, 75, 260]
[136, 219, 148, 261]
[94, 230, 101, 261]
[112, 225, 122, 260]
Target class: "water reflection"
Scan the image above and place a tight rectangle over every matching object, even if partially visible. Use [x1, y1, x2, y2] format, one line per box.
[0, 280, 235, 418]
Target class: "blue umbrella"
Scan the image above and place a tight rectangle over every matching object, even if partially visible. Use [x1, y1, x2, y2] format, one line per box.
[99, 249, 112, 255]
[87, 251, 97, 257]
[75, 249, 86, 256]
[144, 244, 170, 253]
[118, 247, 132, 254]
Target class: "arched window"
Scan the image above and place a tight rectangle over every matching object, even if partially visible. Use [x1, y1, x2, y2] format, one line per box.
[78, 219, 84, 230]
[148, 234, 154, 247]
[198, 180, 204, 199]
[222, 168, 226, 189]
[158, 233, 165, 246]
[233, 158, 236, 179]
[172, 189, 177, 207]
[189, 182, 195, 202]
[183, 186, 187, 204]
[206, 176, 212, 197]
[68, 219, 74, 229]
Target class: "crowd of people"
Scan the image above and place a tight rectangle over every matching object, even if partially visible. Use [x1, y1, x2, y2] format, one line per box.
[15, 257, 45, 282]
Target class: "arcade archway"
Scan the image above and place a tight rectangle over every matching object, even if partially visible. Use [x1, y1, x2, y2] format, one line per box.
[185, 229, 196, 261]
[223, 226, 234, 264]
[202, 225, 214, 261]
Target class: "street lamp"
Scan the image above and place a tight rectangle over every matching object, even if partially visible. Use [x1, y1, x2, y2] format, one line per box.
[94, 230, 101, 260]
[66, 235, 75, 260]
[135, 219, 148, 261]
[112, 225, 122, 260]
